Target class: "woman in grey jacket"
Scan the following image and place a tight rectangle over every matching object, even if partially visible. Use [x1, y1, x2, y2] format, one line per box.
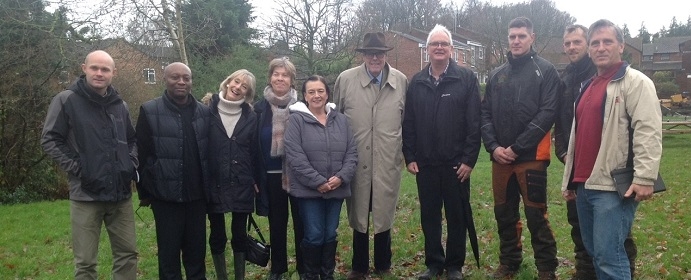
[284, 75, 358, 280]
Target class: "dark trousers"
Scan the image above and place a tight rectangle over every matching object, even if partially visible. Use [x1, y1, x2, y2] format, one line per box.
[350, 186, 391, 274]
[208, 212, 249, 254]
[491, 161, 557, 272]
[351, 229, 391, 273]
[416, 165, 468, 271]
[151, 199, 207, 280]
[267, 173, 305, 274]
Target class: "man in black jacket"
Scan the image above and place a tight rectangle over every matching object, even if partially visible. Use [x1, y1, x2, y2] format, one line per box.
[41, 50, 138, 280]
[402, 24, 482, 280]
[481, 17, 559, 280]
[136, 62, 210, 280]
[555, 24, 637, 280]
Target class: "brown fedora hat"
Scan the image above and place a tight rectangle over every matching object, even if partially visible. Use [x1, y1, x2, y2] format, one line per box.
[355, 32, 394, 52]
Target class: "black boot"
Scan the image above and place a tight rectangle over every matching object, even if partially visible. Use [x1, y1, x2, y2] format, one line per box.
[301, 244, 323, 280]
[233, 252, 246, 280]
[212, 253, 228, 280]
[320, 241, 337, 280]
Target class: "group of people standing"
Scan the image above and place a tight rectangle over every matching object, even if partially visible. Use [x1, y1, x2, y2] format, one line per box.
[41, 14, 661, 280]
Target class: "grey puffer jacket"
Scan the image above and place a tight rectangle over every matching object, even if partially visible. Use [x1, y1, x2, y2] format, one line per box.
[284, 102, 358, 199]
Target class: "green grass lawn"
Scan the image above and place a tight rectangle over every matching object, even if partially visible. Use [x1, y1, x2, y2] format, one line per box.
[1, 134, 690, 279]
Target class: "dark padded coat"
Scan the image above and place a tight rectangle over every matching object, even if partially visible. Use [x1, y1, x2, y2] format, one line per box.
[207, 94, 258, 213]
[136, 92, 210, 202]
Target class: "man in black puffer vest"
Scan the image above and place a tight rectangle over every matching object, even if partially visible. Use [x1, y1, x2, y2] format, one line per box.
[136, 62, 210, 280]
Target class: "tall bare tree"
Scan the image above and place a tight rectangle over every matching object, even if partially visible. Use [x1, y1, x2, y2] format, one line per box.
[266, 0, 361, 79]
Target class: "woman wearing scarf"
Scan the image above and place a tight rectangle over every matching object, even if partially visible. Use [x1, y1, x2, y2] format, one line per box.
[254, 57, 304, 279]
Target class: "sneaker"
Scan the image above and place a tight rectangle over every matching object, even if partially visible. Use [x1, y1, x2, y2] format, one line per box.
[538, 271, 557, 280]
[446, 268, 464, 280]
[417, 268, 442, 280]
[346, 270, 368, 280]
[492, 264, 518, 279]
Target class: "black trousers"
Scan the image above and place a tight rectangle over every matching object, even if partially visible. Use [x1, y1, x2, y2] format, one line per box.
[208, 212, 249, 255]
[267, 173, 305, 274]
[416, 165, 468, 271]
[351, 229, 391, 273]
[151, 199, 207, 280]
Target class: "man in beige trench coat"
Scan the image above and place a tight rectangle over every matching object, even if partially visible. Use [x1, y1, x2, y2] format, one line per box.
[333, 32, 408, 280]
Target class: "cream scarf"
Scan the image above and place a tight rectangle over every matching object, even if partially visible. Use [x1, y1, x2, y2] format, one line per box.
[263, 86, 298, 157]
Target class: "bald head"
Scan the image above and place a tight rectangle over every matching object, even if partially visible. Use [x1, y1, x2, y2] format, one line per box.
[82, 50, 116, 96]
[163, 62, 193, 104]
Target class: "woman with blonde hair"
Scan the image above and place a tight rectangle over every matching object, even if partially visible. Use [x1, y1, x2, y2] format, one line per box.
[207, 69, 258, 280]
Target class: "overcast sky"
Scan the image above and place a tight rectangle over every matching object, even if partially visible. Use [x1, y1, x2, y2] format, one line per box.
[249, 0, 691, 35]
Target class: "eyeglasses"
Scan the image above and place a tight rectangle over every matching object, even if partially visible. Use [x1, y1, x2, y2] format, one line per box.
[428, 41, 451, 48]
[364, 52, 385, 59]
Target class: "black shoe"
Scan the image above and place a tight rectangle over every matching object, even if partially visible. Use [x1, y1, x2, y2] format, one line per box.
[268, 273, 283, 280]
[446, 269, 463, 280]
[418, 268, 442, 280]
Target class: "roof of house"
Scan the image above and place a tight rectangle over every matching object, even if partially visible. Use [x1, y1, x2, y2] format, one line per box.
[643, 36, 691, 55]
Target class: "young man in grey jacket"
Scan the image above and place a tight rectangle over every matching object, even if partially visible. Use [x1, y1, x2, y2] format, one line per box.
[41, 50, 138, 280]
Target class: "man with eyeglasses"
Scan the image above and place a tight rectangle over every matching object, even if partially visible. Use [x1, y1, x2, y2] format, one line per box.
[333, 32, 408, 280]
[402, 24, 482, 280]
[481, 16, 559, 280]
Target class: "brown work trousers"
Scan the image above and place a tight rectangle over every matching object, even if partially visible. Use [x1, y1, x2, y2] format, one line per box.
[491, 161, 558, 272]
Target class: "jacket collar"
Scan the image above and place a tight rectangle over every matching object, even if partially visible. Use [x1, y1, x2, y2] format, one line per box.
[414, 59, 463, 83]
[355, 63, 403, 91]
[507, 48, 537, 67]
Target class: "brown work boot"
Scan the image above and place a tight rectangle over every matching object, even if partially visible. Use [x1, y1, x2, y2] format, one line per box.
[538, 271, 557, 280]
[492, 265, 518, 279]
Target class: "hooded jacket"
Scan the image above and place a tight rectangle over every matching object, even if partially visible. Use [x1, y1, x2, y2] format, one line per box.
[41, 75, 137, 202]
[207, 93, 258, 213]
[283, 102, 358, 199]
[481, 49, 560, 163]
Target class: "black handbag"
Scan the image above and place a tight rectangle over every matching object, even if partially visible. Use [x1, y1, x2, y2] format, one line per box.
[246, 214, 270, 267]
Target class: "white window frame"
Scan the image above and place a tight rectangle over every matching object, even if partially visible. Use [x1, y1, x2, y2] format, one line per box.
[143, 68, 156, 84]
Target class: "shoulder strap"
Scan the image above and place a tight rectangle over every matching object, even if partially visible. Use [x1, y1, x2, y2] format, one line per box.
[247, 214, 267, 243]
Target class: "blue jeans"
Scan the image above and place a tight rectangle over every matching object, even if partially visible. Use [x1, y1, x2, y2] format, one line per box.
[297, 197, 343, 246]
[576, 184, 638, 280]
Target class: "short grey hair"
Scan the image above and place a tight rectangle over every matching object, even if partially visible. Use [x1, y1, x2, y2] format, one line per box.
[426, 24, 453, 47]
[588, 19, 625, 45]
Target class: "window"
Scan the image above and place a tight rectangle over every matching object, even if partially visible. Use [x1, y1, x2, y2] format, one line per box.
[422, 47, 429, 62]
[660, 54, 670, 61]
[643, 56, 653, 61]
[143, 68, 156, 84]
[479, 47, 484, 60]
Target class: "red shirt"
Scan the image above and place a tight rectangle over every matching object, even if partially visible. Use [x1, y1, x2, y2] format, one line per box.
[572, 62, 624, 183]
